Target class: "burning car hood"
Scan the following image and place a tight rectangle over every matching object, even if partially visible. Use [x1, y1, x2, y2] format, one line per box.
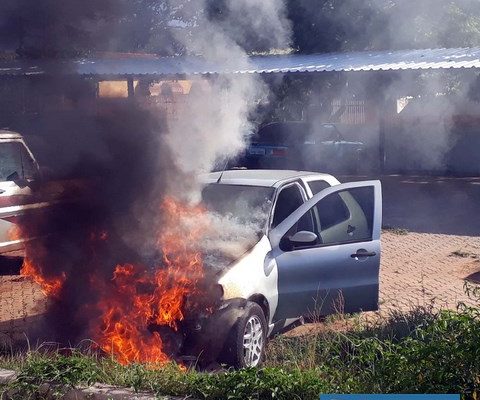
[203, 233, 263, 277]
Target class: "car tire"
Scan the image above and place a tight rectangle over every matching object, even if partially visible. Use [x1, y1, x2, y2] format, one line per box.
[220, 301, 267, 369]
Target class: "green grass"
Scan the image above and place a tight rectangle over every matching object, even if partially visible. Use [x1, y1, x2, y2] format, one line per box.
[2, 285, 480, 399]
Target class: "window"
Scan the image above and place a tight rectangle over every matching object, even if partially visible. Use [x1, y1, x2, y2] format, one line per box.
[19, 144, 37, 179]
[201, 184, 274, 232]
[313, 187, 374, 245]
[0, 142, 37, 182]
[281, 186, 375, 249]
[0, 143, 21, 181]
[272, 184, 305, 228]
[307, 179, 331, 195]
[316, 193, 350, 230]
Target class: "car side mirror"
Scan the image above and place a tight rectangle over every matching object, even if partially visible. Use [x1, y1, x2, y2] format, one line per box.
[281, 230, 318, 251]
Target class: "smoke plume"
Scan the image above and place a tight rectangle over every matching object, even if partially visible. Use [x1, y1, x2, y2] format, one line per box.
[2, 0, 291, 364]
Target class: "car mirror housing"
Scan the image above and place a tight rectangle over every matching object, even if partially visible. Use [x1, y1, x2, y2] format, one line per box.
[290, 231, 318, 246]
[281, 230, 318, 251]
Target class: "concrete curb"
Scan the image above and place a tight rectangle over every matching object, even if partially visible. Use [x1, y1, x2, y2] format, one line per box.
[0, 368, 186, 400]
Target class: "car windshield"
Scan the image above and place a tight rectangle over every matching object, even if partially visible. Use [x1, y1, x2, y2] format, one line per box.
[201, 184, 274, 232]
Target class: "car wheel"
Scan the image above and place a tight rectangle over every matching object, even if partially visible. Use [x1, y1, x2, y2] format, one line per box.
[221, 302, 267, 368]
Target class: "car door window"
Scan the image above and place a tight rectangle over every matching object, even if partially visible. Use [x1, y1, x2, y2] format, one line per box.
[271, 184, 305, 229]
[316, 193, 350, 230]
[0, 142, 37, 181]
[313, 187, 374, 245]
[307, 179, 331, 195]
[0, 142, 23, 182]
[277, 186, 375, 248]
[19, 144, 37, 179]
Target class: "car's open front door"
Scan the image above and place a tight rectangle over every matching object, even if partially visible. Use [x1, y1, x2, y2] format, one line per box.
[268, 180, 382, 322]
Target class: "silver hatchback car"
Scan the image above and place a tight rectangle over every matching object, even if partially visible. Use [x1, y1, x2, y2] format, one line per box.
[185, 169, 382, 368]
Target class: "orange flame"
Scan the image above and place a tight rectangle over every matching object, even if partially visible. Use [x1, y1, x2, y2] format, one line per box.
[15, 196, 212, 367]
[20, 257, 66, 297]
[94, 196, 210, 365]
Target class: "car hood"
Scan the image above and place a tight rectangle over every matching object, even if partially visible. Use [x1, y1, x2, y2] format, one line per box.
[202, 233, 263, 276]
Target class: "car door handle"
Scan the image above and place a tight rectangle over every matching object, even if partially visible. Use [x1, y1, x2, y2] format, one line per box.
[351, 250, 377, 258]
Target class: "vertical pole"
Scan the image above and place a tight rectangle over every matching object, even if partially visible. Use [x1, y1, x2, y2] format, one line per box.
[379, 107, 386, 174]
[127, 77, 135, 100]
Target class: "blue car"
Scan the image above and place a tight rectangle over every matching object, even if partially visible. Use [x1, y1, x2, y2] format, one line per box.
[234, 122, 365, 173]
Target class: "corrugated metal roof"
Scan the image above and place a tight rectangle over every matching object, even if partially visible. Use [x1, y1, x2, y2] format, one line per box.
[1, 47, 480, 77]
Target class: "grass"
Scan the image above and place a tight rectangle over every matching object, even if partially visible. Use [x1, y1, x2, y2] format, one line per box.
[2, 285, 480, 399]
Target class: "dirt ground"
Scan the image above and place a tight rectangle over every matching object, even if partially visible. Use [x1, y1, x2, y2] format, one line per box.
[1, 175, 479, 344]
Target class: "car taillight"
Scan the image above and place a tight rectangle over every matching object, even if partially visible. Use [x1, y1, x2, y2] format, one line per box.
[272, 148, 287, 157]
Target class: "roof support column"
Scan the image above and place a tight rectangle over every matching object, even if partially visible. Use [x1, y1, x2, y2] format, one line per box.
[379, 109, 386, 173]
[127, 78, 135, 100]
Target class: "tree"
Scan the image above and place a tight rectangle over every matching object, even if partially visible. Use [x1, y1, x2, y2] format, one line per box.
[0, 0, 185, 58]
[287, 0, 480, 54]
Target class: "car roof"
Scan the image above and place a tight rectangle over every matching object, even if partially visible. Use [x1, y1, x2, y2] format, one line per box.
[203, 169, 338, 188]
[0, 129, 24, 140]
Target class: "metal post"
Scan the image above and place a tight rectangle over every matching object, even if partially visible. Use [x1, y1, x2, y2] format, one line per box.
[127, 77, 135, 100]
[379, 108, 386, 173]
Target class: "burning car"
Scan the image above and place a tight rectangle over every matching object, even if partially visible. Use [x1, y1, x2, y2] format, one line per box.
[0, 130, 84, 257]
[0, 130, 47, 254]
[183, 169, 382, 368]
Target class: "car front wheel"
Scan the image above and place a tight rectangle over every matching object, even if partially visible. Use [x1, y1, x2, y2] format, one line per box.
[221, 301, 267, 368]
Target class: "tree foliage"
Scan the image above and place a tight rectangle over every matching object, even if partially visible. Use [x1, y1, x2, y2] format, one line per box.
[0, 0, 189, 58]
[287, 0, 480, 54]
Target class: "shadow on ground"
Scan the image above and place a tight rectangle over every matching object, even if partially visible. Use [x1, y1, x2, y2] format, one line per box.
[341, 175, 480, 236]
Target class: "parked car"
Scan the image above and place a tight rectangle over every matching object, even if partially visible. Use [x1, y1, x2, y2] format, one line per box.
[184, 169, 382, 368]
[234, 122, 365, 173]
[0, 130, 45, 254]
[0, 130, 80, 256]
[300, 123, 365, 173]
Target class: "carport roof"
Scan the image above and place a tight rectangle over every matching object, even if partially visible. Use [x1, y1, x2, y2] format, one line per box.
[1, 47, 480, 77]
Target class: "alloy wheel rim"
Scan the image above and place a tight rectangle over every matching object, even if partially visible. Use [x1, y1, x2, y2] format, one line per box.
[243, 315, 264, 367]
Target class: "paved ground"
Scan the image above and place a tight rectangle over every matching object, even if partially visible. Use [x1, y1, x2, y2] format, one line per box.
[1, 175, 479, 344]
[1, 230, 479, 344]
[380, 230, 479, 311]
[341, 175, 480, 236]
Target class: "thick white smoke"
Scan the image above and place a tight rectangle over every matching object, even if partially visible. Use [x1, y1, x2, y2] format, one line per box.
[128, 0, 291, 263]
[160, 0, 292, 263]
[163, 0, 291, 189]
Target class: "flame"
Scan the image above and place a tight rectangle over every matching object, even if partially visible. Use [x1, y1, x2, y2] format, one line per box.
[15, 196, 213, 367]
[12, 224, 66, 298]
[21, 257, 66, 297]
[94, 196, 209, 365]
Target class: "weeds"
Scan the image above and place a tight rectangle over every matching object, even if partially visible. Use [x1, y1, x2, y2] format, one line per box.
[1, 285, 480, 399]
